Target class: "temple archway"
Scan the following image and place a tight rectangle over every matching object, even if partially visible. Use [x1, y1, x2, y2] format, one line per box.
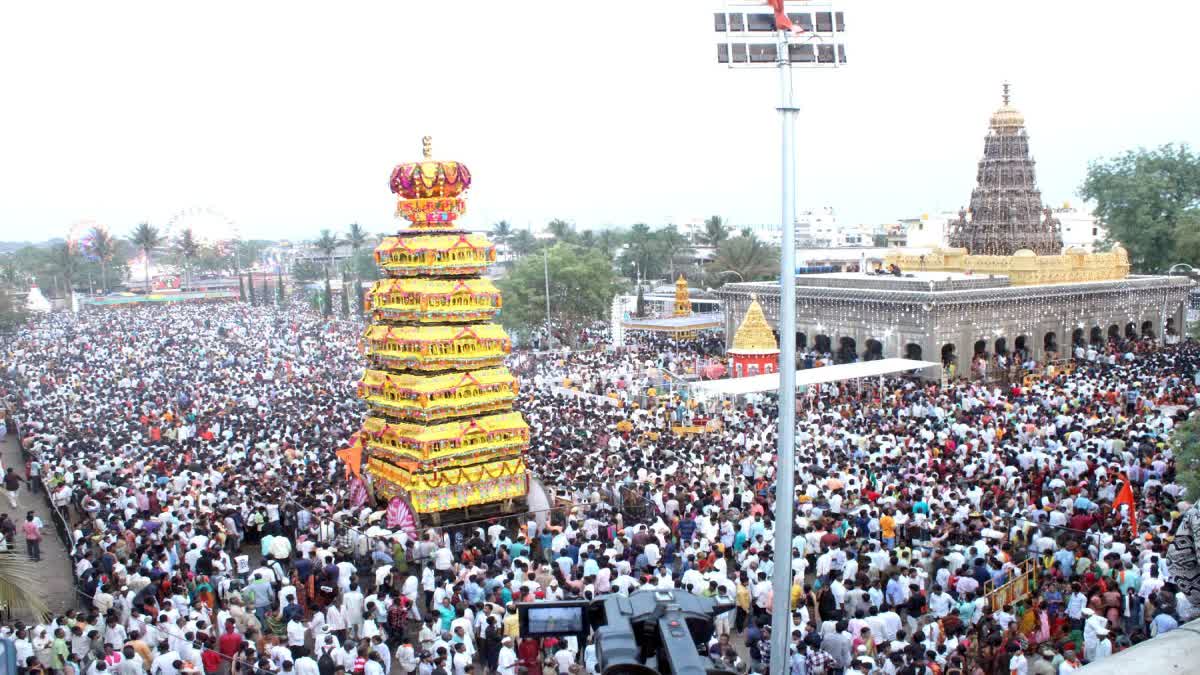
[1141, 320, 1155, 339]
[941, 343, 957, 366]
[1043, 331, 1058, 354]
[1125, 323, 1137, 339]
[797, 332, 808, 350]
[836, 337, 858, 364]
[1166, 317, 1177, 336]
[1107, 324, 1121, 342]
[864, 339, 884, 361]
[814, 334, 832, 354]
[973, 339, 988, 357]
[1072, 328, 1085, 346]
[1089, 326, 1103, 345]
[904, 343, 923, 361]
[994, 337, 1008, 356]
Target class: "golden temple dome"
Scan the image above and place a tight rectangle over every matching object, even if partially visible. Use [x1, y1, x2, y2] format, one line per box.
[989, 82, 1025, 131]
[728, 295, 779, 355]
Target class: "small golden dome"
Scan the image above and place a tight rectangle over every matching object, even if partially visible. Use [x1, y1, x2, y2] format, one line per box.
[729, 296, 779, 354]
[1012, 248, 1036, 257]
[989, 82, 1024, 131]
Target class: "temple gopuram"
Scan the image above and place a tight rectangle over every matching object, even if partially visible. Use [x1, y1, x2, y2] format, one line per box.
[352, 137, 529, 518]
[717, 85, 1191, 378]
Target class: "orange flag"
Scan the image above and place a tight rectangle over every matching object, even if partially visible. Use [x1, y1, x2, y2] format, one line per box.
[767, 0, 805, 33]
[1112, 473, 1138, 537]
[336, 434, 364, 479]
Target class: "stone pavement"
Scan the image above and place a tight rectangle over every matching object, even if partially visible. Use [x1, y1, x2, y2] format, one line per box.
[1, 434, 78, 619]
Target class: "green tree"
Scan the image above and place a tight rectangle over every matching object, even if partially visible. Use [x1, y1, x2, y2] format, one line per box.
[345, 223, 368, 315]
[699, 216, 730, 247]
[175, 228, 200, 290]
[89, 227, 116, 292]
[0, 289, 29, 334]
[292, 259, 323, 284]
[1169, 413, 1200, 501]
[491, 220, 514, 250]
[497, 243, 621, 346]
[48, 243, 79, 305]
[595, 229, 623, 261]
[509, 229, 537, 259]
[247, 272, 257, 306]
[276, 268, 286, 305]
[0, 555, 51, 619]
[128, 222, 164, 291]
[1080, 143, 1200, 273]
[619, 223, 662, 280]
[655, 224, 693, 278]
[547, 218, 576, 243]
[706, 234, 780, 287]
[238, 274, 246, 301]
[340, 270, 351, 317]
[313, 229, 340, 317]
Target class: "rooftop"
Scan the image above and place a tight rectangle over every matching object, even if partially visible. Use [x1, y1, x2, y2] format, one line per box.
[795, 271, 1010, 292]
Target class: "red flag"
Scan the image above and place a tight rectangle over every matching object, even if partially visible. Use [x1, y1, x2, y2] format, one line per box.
[766, 0, 805, 33]
[1112, 474, 1138, 537]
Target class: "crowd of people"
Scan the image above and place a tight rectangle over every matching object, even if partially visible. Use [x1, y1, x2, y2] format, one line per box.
[0, 301, 1196, 675]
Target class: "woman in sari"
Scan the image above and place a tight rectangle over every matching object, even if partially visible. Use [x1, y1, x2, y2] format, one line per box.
[191, 575, 217, 610]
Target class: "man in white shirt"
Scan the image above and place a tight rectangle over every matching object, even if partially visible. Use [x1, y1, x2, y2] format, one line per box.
[497, 637, 519, 675]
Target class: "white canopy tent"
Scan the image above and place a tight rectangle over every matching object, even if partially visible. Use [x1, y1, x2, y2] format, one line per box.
[690, 357, 938, 398]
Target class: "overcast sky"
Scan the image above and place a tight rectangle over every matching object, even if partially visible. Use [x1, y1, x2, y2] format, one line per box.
[1, 0, 1197, 242]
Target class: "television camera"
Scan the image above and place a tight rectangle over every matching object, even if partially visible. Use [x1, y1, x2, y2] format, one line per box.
[518, 589, 736, 675]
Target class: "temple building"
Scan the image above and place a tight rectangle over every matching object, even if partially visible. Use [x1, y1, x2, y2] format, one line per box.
[947, 83, 1063, 256]
[717, 86, 1192, 378]
[351, 137, 529, 516]
[727, 296, 779, 377]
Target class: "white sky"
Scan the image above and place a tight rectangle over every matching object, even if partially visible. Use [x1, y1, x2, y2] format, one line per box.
[1, 0, 1197, 242]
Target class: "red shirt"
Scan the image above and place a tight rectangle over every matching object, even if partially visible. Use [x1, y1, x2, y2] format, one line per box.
[217, 630, 243, 657]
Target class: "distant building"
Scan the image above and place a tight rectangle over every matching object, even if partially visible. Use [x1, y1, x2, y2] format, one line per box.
[1055, 201, 1106, 252]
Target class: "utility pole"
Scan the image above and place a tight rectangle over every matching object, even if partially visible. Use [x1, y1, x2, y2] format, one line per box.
[543, 249, 552, 350]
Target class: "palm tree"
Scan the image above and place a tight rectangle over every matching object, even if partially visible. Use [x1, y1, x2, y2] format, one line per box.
[313, 229, 340, 317]
[0, 554, 51, 620]
[345, 223, 368, 315]
[129, 222, 164, 292]
[699, 216, 730, 247]
[509, 230, 537, 259]
[491, 221, 514, 250]
[655, 225, 693, 278]
[48, 243, 80, 305]
[707, 236, 780, 286]
[577, 230, 597, 250]
[595, 229, 622, 261]
[622, 223, 658, 280]
[89, 227, 116, 292]
[547, 219, 575, 243]
[175, 228, 200, 290]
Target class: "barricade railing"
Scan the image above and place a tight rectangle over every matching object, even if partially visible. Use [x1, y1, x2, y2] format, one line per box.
[982, 557, 1039, 612]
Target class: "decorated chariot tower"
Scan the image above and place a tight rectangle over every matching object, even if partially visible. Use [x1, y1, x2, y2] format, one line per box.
[353, 137, 529, 518]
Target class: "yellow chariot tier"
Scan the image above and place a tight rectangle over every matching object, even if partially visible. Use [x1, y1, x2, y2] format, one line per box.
[360, 411, 529, 464]
[363, 323, 511, 371]
[374, 233, 495, 277]
[367, 278, 501, 323]
[367, 455, 527, 514]
[357, 367, 517, 423]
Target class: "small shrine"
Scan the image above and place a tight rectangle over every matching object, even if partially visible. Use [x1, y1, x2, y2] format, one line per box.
[673, 274, 693, 317]
[727, 295, 779, 377]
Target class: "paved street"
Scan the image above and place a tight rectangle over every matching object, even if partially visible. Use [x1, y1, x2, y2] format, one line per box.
[1, 434, 77, 619]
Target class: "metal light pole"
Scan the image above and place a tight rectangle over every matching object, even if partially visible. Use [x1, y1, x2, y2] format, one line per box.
[769, 26, 799, 674]
[543, 249, 553, 350]
[714, 3, 847, 671]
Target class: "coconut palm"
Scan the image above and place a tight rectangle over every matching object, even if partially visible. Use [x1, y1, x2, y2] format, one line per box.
[699, 216, 730, 247]
[655, 224, 693, 278]
[707, 235, 780, 286]
[491, 220, 514, 249]
[48, 243, 80, 305]
[0, 554, 51, 620]
[509, 230, 537, 259]
[313, 229, 340, 317]
[345, 223, 368, 314]
[547, 219, 575, 243]
[129, 222, 164, 292]
[175, 228, 200, 290]
[89, 227, 116, 292]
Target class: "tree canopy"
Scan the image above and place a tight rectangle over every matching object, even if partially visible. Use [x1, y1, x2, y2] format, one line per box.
[496, 243, 621, 345]
[1080, 143, 1200, 273]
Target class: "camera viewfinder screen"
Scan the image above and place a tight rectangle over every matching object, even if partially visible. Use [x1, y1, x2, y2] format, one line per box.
[526, 606, 585, 635]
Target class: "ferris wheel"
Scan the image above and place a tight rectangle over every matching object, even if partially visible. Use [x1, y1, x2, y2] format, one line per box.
[165, 207, 240, 247]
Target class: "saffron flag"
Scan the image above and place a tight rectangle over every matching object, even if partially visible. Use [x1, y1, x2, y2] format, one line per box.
[766, 0, 805, 33]
[336, 434, 364, 479]
[1112, 474, 1138, 537]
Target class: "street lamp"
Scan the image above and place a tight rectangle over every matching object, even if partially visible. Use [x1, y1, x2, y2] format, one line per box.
[714, 3, 847, 671]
